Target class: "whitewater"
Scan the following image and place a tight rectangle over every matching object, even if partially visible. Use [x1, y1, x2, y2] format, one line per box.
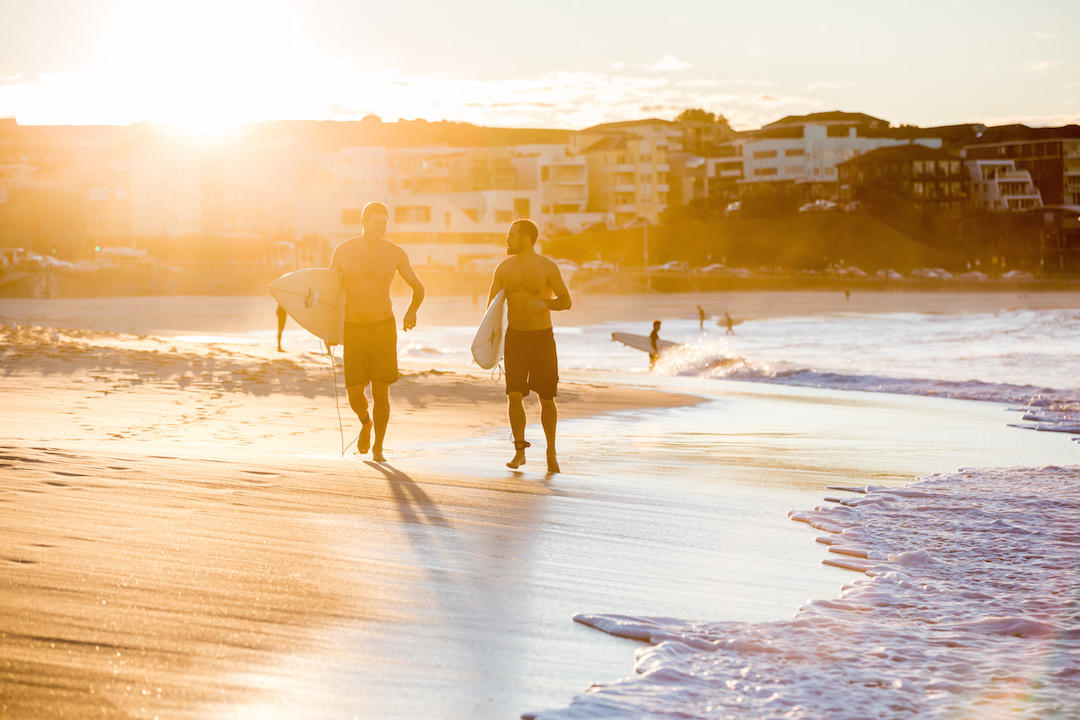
[528, 466, 1080, 719]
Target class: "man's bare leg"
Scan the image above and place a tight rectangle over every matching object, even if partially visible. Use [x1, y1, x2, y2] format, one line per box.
[347, 384, 373, 454]
[371, 382, 390, 462]
[507, 391, 527, 468]
[540, 397, 560, 473]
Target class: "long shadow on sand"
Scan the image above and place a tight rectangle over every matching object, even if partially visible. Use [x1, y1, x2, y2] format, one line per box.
[363, 460, 449, 528]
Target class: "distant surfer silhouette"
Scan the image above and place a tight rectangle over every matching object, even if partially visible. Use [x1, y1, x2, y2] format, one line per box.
[487, 219, 572, 473]
[330, 201, 425, 461]
[724, 312, 735, 335]
[275, 303, 287, 352]
[697, 305, 706, 330]
[649, 320, 662, 369]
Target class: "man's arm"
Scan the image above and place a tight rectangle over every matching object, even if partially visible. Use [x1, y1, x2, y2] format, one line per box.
[396, 249, 425, 332]
[487, 265, 505, 306]
[544, 263, 572, 311]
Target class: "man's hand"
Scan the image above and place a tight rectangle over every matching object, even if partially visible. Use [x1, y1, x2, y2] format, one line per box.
[403, 309, 418, 332]
[526, 299, 549, 313]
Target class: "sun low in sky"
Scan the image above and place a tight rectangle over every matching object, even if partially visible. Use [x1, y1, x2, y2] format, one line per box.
[0, 0, 1077, 131]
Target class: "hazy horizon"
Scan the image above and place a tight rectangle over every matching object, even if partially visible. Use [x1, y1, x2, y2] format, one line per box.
[1, 0, 1077, 135]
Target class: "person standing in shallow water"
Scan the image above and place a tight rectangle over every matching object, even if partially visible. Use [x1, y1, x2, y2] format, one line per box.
[487, 219, 572, 473]
[697, 305, 706, 331]
[275, 303, 288, 352]
[649, 320, 662, 369]
[329, 201, 425, 461]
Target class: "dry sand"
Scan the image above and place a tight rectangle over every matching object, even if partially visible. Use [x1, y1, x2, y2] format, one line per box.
[0, 324, 698, 719]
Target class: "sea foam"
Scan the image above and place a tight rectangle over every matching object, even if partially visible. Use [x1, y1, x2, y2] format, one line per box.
[527, 466, 1080, 719]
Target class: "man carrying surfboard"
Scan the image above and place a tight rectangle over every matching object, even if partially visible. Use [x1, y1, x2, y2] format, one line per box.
[487, 219, 572, 473]
[330, 201, 425, 461]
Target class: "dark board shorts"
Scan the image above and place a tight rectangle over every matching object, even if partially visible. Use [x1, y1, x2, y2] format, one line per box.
[344, 317, 398, 386]
[504, 326, 558, 399]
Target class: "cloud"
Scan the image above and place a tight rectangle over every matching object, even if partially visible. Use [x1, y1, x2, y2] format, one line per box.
[1022, 60, 1062, 73]
[647, 55, 693, 72]
[805, 80, 856, 91]
[0, 64, 823, 132]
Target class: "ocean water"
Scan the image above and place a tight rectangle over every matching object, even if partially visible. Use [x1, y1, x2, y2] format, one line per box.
[531, 466, 1080, 719]
[5, 296, 1079, 717]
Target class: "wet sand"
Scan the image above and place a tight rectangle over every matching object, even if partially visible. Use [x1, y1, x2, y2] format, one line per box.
[3, 294, 1079, 718]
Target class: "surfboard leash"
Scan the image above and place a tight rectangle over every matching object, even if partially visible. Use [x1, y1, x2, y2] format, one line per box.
[326, 344, 347, 455]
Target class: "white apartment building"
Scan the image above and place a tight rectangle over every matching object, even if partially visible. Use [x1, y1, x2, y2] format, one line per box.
[965, 159, 1043, 211]
[376, 189, 541, 266]
[739, 124, 942, 198]
[512, 144, 610, 236]
[570, 120, 679, 226]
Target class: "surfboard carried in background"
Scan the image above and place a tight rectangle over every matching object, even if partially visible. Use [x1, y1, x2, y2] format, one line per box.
[611, 332, 681, 354]
[472, 290, 506, 369]
[267, 268, 346, 346]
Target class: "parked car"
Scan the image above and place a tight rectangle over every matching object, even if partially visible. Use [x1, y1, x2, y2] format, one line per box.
[650, 261, 690, 273]
[697, 263, 727, 275]
[956, 271, 988, 282]
[910, 267, 953, 280]
[1001, 269, 1035, 281]
[875, 268, 903, 280]
[581, 260, 615, 272]
[799, 199, 839, 213]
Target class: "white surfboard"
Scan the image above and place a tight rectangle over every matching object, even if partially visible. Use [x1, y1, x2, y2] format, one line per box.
[611, 331, 680, 354]
[267, 268, 346, 345]
[471, 290, 506, 369]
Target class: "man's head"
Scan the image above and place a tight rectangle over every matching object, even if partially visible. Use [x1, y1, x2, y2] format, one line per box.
[361, 201, 389, 240]
[652, 320, 661, 330]
[506, 218, 538, 255]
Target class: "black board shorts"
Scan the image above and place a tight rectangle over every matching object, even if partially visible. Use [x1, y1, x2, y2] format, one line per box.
[344, 317, 398, 386]
[504, 326, 558, 399]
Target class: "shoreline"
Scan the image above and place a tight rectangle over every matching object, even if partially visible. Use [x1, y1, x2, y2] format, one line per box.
[3, 296, 1079, 718]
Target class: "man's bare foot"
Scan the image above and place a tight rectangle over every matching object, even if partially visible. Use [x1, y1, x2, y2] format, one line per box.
[507, 440, 529, 469]
[546, 451, 560, 474]
[357, 417, 372, 454]
[372, 447, 386, 462]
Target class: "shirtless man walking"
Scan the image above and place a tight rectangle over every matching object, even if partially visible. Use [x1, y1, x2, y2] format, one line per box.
[330, 202, 424, 461]
[487, 219, 572, 473]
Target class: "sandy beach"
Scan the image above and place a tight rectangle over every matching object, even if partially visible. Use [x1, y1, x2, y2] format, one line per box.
[3, 291, 1079, 718]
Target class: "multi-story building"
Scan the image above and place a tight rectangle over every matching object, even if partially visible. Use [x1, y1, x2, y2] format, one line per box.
[963, 125, 1080, 206]
[836, 144, 966, 204]
[511, 144, 608, 236]
[739, 112, 944, 199]
[965, 159, 1042, 211]
[570, 120, 679, 226]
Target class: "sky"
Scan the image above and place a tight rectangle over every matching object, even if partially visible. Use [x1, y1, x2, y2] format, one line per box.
[0, 0, 1077, 132]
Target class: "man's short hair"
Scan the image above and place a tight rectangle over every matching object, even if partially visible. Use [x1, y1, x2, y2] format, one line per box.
[510, 218, 538, 244]
[362, 201, 389, 222]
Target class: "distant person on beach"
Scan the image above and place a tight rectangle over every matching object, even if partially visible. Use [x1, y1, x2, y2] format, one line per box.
[845, 288, 851, 302]
[487, 219, 572, 473]
[724, 312, 735, 335]
[330, 201, 425, 461]
[697, 305, 706, 330]
[649, 319, 662, 369]
[275, 303, 287, 352]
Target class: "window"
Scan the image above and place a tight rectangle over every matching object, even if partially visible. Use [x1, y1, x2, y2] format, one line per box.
[513, 198, 530, 217]
[754, 167, 778, 176]
[495, 210, 514, 223]
[394, 206, 431, 223]
[785, 148, 805, 157]
[753, 150, 778, 159]
[913, 182, 924, 196]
